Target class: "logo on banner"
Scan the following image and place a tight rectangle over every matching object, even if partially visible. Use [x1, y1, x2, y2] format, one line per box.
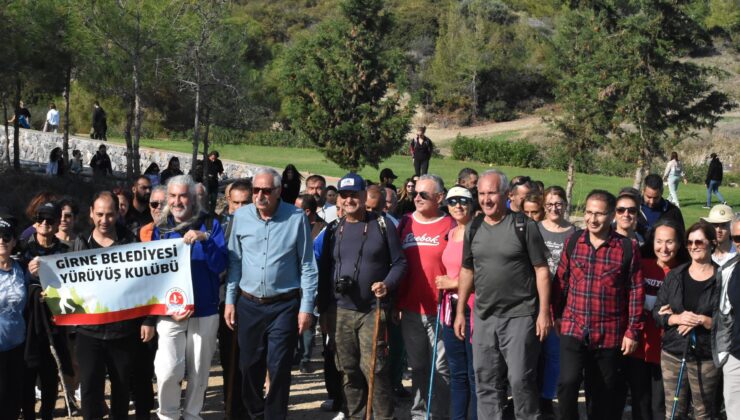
[166, 287, 188, 313]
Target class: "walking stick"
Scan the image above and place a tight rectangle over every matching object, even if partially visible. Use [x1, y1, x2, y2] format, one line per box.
[365, 297, 383, 420]
[38, 288, 73, 419]
[226, 321, 239, 419]
[670, 331, 696, 420]
[425, 290, 444, 420]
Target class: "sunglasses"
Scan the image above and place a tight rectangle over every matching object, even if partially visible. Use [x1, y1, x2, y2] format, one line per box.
[0, 233, 14, 243]
[149, 201, 165, 209]
[253, 187, 275, 195]
[412, 191, 434, 201]
[731, 235, 740, 243]
[511, 176, 531, 188]
[339, 191, 359, 199]
[616, 206, 638, 215]
[447, 197, 472, 206]
[35, 216, 58, 225]
[686, 239, 708, 248]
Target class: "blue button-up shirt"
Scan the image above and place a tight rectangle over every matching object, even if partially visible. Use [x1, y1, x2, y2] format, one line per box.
[226, 201, 318, 313]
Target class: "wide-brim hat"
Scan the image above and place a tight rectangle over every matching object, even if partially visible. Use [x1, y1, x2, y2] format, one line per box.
[701, 204, 733, 224]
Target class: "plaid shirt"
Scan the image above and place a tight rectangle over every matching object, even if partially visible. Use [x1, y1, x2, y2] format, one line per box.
[552, 230, 645, 349]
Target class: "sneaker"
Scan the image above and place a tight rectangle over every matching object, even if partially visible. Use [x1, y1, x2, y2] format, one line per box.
[320, 400, 335, 412]
[299, 360, 313, 374]
[332, 413, 346, 420]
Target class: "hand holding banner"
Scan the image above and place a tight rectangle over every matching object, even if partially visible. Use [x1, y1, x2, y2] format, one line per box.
[37, 239, 193, 325]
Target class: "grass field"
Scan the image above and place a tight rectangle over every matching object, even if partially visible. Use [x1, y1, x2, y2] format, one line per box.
[107, 137, 739, 225]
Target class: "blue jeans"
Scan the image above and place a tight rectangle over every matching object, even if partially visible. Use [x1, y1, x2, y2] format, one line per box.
[707, 180, 725, 206]
[441, 311, 477, 420]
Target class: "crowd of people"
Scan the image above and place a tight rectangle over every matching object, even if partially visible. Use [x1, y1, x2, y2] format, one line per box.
[1, 153, 739, 420]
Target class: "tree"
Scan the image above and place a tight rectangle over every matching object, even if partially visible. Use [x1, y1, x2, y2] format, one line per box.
[280, 0, 412, 172]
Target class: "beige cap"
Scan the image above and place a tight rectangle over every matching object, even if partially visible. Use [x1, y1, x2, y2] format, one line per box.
[701, 204, 734, 224]
[446, 186, 473, 200]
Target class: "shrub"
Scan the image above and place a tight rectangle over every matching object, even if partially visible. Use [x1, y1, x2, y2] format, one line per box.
[451, 135, 540, 168]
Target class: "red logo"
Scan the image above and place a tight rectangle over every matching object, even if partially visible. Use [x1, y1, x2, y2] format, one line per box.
[165, 287, 188, 314]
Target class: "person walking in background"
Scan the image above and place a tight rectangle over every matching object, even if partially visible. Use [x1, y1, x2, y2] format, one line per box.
[653, 222, 720, 420]
[705, 153, 726, 208]
[663, 152, 687, 207]
[410, 126, 433, 177]
[160, 157, 184, 186]
[44, 103, 59, 133]
[205, 151, 225, 213]
[91, 101, 107, 141]
[280, 164, 302, 206]
[435, 186, 477, 420]
[536, 186, 574, 417]
[90, 144, 112, 177]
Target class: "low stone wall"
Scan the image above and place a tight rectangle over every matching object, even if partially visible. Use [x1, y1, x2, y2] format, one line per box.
[0, 128, 264, 179]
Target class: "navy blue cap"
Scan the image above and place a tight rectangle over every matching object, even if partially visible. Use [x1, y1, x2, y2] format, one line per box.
[337, 173, 365, 192]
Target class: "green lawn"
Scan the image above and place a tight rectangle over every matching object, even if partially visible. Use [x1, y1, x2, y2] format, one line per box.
[108, 137, 739, 225]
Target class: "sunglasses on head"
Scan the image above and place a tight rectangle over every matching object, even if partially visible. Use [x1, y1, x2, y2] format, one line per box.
[511, 176, 531, 188]
[447, 197, 471, 206]
[35, 216, 57, 225]
[411, 191, 434, 201]
[616, 206, 638, 215]
[0, 232, 14, 243]
[253, 187, 275, 195]
[149, 201, 165, 209]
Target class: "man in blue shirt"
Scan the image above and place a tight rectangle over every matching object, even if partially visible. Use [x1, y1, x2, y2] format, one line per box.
[225, 167, 318, 419]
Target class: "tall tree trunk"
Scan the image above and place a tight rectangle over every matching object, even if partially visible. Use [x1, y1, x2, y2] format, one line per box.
[565, 157, 575, 220]
[13, 78, 21, 171]
[124, 97, 135, 179]
[3, 93, 9, 167]
[191, 85, 201, 176]
[201, 107, 211, 183]
[62, 65, 72, 167]
[133, 59, 143, 176]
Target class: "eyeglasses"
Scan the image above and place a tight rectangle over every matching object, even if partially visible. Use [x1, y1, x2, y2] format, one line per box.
[584, 210, 609, 218]
[35, 216, 57, 225]
[406, 184, 414, 188]
[447, 197, 472, 206]
[412, 191, 434, 201]
[545, 202, 563, 209]
[686, 239, 708, 248]
[616, 206, 638, 215]
[149, 201, 165, 209]
[339, 191, 359, 199]
[0, 233, 14, 243]
[253, 187, 275, 195]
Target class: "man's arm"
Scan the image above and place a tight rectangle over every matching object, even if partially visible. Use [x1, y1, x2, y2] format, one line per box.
[534, 263, 552, 341]
[297, 214, 318, 314]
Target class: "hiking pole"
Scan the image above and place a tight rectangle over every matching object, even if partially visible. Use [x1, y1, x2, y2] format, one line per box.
[226, 320, 239, 419]
[366, 297, 383, 420]
[38, 288, 73, 419]
[670, 331, 696, 420]
[425, 289, 444, 420]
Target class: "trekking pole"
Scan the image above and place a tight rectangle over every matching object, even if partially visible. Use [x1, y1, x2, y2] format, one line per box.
[670, 331, 696, 420]
[38, 288, 73, 419]
[226, 321, 238, 419]
[366, 297, 382, 420]
[425, 289, 444, 420]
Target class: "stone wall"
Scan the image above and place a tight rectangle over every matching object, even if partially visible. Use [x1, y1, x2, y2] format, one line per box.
[0, 128, 264, 179]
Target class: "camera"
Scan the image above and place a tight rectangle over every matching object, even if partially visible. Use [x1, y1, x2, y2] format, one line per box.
[335, 276, 356, 295]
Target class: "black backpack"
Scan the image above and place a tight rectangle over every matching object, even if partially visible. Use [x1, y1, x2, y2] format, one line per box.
[467, 211, 529, 251]
[560, 229, 634, 293]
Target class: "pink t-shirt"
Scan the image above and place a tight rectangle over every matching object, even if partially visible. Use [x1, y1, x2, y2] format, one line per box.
[397, 213, 455, 315]
[441, 237, 462, 326]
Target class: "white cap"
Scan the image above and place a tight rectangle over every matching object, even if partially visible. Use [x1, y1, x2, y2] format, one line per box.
[446, 186, 473, 200]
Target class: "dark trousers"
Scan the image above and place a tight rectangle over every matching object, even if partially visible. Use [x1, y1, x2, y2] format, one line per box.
[22, 345, 59, 420]
[621, 357, 664, 420]
[413, 158, 430, 177]
[321, 311, 346, 412]
[237, 296, 299, 420]
[219, 302, 247, 419]
[131, 338, 157, 420]
[77, 333, 136, 420]
[388, 320, 407, 388]
[297, 317, 316, 364]
[558, 335, 623, 420]
[0, 344, 25, 420]
[442, 310, 477, 420]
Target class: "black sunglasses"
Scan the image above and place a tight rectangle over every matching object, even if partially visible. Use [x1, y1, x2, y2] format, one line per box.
[411, 191, 434, 201]
[0, 233, 14, 243]
[150, 201, 165, 209]
[35, 216, 58, 225]
[339, 191, 359, 199]
[447, 197, 472, 206]
[732, 235, 740, 243]
[616, 206, 638, 215]
[253, 187, 275, 195]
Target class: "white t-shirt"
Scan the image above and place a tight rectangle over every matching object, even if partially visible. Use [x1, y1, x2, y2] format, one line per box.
[318, 204, 337, 224]
[46, 109, 60, 126]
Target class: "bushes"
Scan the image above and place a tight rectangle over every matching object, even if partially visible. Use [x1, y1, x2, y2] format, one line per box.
[170, 127, 314, 148]
[451, 135, 540, 168]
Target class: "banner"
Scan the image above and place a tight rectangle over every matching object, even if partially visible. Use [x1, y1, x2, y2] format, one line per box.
[37, 239, 193, 326]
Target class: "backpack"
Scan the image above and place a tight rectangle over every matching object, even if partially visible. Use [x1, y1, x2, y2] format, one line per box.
[467, 211, 529, 252]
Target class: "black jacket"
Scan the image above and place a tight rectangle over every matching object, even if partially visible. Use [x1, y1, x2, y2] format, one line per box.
[637, 198, 685, 239]
[90, 152, 112, 176]
[410, 136, 433, 160]
[706, 157, 723, 185]
[72, 224, 155, 340]
[653, 262, 719, 361]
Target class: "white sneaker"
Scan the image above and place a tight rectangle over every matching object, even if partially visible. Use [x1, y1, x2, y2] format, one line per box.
[75, 386, 81, 402]
[320, 399, 335, 411]
[332, 413, 346, 420]
[35, 386, 42, 400]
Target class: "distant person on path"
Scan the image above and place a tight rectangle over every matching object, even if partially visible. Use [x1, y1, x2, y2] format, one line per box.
[160, 157, 184, 186]
[206, 151, 225, 212]
[410, 126, 433, 177]
[379, 167, 399, 192]
[44, 103, 59, 133]
[69, 150, 83, 175]
[224, 167, 318, 419]
[280, 164, 302, 206]
[90, 144, 112, 177]
[8, 100, 31, 128]
[91, 101, 107, 141]
[663, 152, 687, 207]
[639, 174, 685, 238]
[705, 152, 726, 208]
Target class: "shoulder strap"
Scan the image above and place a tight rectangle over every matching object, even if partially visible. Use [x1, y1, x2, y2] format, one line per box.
[621, 236, 633, 285]
[513, 212, 528, 252]
[468, 213, 485, 243]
